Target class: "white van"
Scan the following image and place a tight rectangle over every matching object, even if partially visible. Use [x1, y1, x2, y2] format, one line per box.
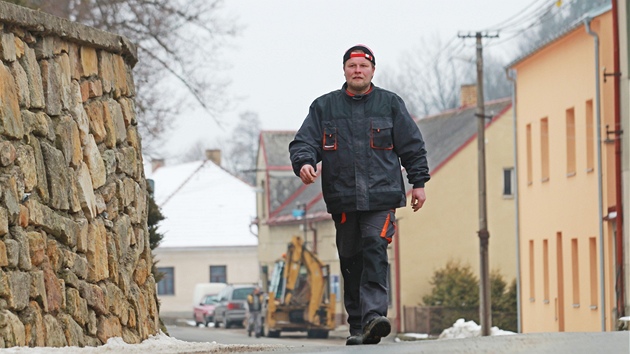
[193, 283, 227, 306]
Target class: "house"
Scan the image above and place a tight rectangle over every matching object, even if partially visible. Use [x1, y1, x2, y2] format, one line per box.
[508, 4, 619, 332]
[148, 150, 259, 320]
[395, 89, 516, 332]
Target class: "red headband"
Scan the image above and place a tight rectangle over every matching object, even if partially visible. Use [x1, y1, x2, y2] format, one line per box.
[350, 52, 373, 61]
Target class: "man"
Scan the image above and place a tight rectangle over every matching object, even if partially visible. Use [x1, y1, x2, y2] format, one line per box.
[246, 287, 263, 338]
[289, 44, 430, 345]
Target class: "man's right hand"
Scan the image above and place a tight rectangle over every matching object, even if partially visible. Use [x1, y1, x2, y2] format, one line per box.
[299, 165, 317, 185]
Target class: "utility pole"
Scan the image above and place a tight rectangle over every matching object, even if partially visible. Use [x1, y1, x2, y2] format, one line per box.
[458, 30, 498, 337]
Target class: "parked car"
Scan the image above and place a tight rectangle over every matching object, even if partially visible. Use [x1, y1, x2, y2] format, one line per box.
[213, 284, 256, 328]
[193, 294, 219, 326]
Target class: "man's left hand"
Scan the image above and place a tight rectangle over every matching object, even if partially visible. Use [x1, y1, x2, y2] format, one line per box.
[411, 188, 426, 212]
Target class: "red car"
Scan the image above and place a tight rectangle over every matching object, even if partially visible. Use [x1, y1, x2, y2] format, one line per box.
[193, 294, 219, 326]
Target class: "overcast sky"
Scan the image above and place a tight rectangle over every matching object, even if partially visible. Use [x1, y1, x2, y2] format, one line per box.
[156, 0, 539, 160]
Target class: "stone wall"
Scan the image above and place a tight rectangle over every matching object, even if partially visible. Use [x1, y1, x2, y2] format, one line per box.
[0, 1, 158, 348]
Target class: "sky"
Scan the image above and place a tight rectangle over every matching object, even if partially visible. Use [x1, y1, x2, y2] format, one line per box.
[155, 0, 539, 161]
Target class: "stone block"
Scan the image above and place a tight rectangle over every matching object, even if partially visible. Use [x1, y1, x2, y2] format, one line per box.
[96, 315, 121, 344]
[18, 46, 44, 109]
[10, 227, 32, 271]
[69, 81, 89, 144]
[0, 240, 7, 266]
[76, 162, 97, 220]
[0, 141, 16, 167]
[43, 314, 67, 347]
[42, 260, 62, 313]
[34, 36, 54, 59]
[83, 135, 106, 189]
[55, 115, 82, 168]
[28, 138, 49, 204]
[0, 32, 16, 62]
[0, 309, 26, 347]
[0, 207, 7, 236]
[65, 287, 88, 326]
[59, 313, 86, 347]
[133, 259, 148, 286]
[9, 61, 29, 108]
[40, 141, 71, 211]
[79, 281, 107, 316]
[0, 63, 24, 139]
[26, 231, 45, 266]
[87, 220, 109, 282]
[80, 46, 98, 77]
[40, 59, 62, 116]
[4, 239, 18, 268]
[19, 301, 45, 347]
[102, 149, 116, 177]
[8, 271, 30, 311]
[18, 205, 28, 228]
[76, 218, 88, 253]
[29, 270, 48, 312]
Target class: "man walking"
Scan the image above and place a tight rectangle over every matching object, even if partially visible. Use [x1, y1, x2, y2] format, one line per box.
[246, 287, 263, 338]
[289, 44, 430, 345]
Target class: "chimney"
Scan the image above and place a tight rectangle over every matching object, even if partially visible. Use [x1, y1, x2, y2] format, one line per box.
[460, 84, 477, 108]
[151, 158, 165, 172]
[205, 149, 221, 166]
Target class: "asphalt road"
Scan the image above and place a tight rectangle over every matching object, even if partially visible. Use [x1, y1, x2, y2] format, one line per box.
[167, 322, 630, 353]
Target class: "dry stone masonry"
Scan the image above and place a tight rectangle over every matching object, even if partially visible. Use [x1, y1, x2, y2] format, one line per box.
[0, 2, 158, 348]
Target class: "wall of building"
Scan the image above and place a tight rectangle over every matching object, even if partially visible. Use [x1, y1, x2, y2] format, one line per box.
[513, 11, 615, 332]
[397, 108, 516, 328]
[154, 246, 259, 317]
[0, 2, 157, 347]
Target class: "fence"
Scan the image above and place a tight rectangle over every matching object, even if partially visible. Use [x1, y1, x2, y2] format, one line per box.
[403, 306, 517, 335]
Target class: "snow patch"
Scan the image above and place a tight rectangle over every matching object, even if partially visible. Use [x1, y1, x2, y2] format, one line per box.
[439, 318, 516, 339]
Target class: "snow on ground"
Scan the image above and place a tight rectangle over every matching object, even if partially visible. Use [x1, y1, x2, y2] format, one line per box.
[438, 318, 516, 339]
[1, 319, 515, 352]
[0, 331, 282, 353]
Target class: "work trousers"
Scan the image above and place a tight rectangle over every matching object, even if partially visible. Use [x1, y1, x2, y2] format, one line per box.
[333, 210, 395, 335]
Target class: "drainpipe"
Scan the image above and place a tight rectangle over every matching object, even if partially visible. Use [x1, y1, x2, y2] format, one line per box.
[585, 16, 607, 332]
[394, 220, 402, 333]
[506, 68, 522, 333]
[611, 0, 625, 321]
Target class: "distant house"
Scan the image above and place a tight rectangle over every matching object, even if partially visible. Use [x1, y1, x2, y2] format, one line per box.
[147, 150, 258, 319]
[395, 91, 516, 332]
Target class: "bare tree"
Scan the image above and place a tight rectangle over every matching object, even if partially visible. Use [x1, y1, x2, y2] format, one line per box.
[378, 36, 509, 118]
[221, 111, 260, 185]
[10, 0, 239, 155]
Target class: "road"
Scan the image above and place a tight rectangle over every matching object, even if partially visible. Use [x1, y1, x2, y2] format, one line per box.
[166, 322, 630, 353]
[166, 322, 347, 347]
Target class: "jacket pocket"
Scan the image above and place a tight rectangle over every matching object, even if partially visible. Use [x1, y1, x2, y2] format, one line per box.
[322, 123, 337, 151]
[370, 117, 394, 150]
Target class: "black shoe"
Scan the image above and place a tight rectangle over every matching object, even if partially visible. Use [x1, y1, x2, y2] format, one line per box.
[362, 316, 391, 345]
[345, 334, 363, 345]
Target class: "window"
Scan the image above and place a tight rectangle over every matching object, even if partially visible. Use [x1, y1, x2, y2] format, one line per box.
[585, 100, 594, 172]
[571, 238, 579, 307]
[503, 167, 515, 197]
[540, 118, 549, 182]
[157, 267, 174, 295]
[529, 240, 535, 301]
[210, 265, 227, 283]
[526, 124, 533, 185]
[543, 239, 549, 303]
[566, 108, 576, 176]
[589, 237, 598, 309]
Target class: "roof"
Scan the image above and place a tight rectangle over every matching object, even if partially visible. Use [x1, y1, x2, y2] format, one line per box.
[507, 3, 612, 69]
[147, 159, 258, 248]
[417, 98, 512, 175]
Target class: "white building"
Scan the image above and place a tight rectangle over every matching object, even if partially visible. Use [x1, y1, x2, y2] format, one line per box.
[146, 150, 259, 320]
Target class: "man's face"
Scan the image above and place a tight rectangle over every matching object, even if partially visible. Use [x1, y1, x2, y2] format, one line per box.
[344, 54, 375, 95]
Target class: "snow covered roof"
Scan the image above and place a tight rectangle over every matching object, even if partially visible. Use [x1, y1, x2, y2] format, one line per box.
[147, 159, 257, 248]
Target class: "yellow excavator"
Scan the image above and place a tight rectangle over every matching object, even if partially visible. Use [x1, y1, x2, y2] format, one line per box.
[261, 236, 336, 338]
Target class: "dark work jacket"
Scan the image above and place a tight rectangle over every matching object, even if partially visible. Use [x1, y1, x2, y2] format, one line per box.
[289, 83, 430, 214]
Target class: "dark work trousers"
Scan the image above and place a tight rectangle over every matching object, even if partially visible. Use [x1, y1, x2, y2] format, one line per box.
[333, 209, 395, 335]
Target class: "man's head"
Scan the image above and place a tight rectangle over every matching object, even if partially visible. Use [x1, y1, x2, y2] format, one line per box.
[253, 287, 260, 294]
[343, 44, 376, 95]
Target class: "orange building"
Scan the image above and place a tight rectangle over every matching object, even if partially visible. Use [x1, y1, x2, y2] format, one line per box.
[509, 5, 619, 332]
